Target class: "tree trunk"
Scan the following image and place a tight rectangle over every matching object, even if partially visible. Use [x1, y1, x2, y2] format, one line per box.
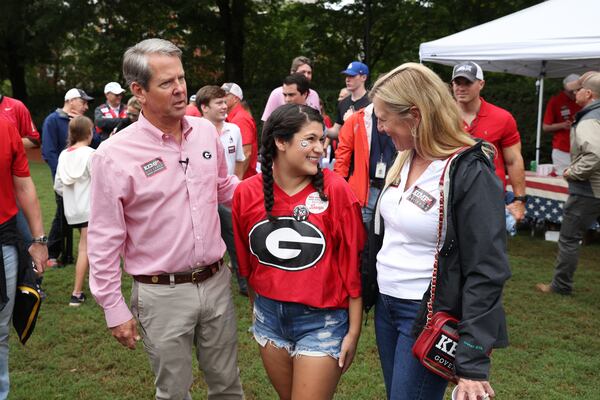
[6, 42, 27, 101]
[217, 0, 246, 86]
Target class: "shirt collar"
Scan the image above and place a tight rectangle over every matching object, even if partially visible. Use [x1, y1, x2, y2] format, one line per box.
[477, 97, 489, 117]
[228, 103, 242, 120]
[138, 112, 193, 143]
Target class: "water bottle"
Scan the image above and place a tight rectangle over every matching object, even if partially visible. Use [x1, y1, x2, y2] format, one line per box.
[505, 209, 517, 236]
[529, 160, 537, 172]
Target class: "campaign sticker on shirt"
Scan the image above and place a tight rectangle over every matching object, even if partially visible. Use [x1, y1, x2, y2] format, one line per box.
[293, 205, 310, 221]
[406, 186, 436, 212]
[228, 145, 236, 154]
[141, 157, 167, 178]
[305, 192, 329, 214]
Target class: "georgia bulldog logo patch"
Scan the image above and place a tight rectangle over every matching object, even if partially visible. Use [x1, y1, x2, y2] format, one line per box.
[249, 217, 326, 271]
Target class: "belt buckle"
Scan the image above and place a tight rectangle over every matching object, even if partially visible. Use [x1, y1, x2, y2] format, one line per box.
[191, 269, 204, 284]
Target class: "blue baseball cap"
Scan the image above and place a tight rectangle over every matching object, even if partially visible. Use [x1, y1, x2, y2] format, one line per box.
[341, 61, 369, 76]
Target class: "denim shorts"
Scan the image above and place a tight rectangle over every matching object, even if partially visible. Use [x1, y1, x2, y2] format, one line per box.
[252, 294, 349, 359]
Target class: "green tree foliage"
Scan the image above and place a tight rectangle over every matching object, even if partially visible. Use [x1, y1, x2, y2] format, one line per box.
[1, 0, 556, 160]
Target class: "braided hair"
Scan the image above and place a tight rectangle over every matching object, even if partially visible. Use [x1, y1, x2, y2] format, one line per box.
[260, 104, 328, 221]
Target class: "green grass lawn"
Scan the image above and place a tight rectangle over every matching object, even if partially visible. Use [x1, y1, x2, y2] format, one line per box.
[8, 161, 600, 399]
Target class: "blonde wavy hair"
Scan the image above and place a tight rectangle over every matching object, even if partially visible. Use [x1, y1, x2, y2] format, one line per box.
[370, 62, 479, 186]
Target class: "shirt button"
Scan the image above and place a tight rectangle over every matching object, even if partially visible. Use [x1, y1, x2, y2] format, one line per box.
[192, 207, 196, 211]
[196, 236, 200, 240]
[187, 179, 191, 182]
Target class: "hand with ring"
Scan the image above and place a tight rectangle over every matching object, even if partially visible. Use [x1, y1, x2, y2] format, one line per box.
[454, 377, 495, 400]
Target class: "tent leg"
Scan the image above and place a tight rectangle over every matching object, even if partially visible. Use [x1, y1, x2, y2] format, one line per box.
[535, 76, 544, 166]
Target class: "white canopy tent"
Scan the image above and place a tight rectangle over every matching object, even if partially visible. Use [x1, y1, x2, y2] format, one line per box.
[419, 0, 600, 164]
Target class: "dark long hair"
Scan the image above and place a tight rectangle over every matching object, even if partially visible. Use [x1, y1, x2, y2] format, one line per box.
[260, 104, 327, 221]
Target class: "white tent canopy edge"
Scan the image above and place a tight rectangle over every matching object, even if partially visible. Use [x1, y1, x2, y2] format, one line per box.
[419, 0, 600, 164]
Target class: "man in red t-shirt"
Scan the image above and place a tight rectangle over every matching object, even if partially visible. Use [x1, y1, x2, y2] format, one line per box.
[222, 83, 258, 179]
[452, 61, 527, 221]
[0, 94, 40, 148]
[0, 118, 48, 398]
[542, 74, 582, 175]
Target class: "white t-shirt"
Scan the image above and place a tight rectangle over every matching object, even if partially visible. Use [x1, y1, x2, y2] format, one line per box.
[218, 121, 245, 175]
[376, 156, 446, 300]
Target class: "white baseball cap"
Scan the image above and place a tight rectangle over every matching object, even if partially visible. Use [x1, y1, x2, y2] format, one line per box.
[221, 82, 243, 100]
[104, 82, 126, 95]
[64, 88, 94, 102]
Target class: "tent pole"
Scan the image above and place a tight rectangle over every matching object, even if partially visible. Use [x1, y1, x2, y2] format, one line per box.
[535, 63, 546, 166]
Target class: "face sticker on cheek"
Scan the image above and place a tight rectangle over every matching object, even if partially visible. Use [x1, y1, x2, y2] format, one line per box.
[300, 140, 309, 148]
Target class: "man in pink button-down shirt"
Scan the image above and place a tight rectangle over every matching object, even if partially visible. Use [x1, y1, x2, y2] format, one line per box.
[88, 38, 242, 399]
[261, 56, 321, 122]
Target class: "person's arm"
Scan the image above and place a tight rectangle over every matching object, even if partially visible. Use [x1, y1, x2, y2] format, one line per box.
[564, 119, 600, 181]
[332, 117, 356, 178]
[452, 155, 511, 385]
[215, 136, 239, 207]
[53, 167, 64, 196]
[336, 199, 365, 373]
[13, 176, 47, 272]
[232, 184, 253, 303]
[503, 142, 526, 221]
[21, 138, 38, 149]
[233, 129, 246, 180]
[87, 151, 138, 348]
[240, 145, 252, 176]
[543, 121, 571, 133]
[338, 296, 362, 373]
[326, 123, 342, 140]
[41, 117, 60, 177]
[542, 97, 570, 133]
[235, 117, 256, 176]
[16, 102, 40, 148]
[96, 117, 124, 132]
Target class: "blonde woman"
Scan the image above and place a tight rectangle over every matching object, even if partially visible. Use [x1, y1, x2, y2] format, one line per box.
[368, 63, 510, 400]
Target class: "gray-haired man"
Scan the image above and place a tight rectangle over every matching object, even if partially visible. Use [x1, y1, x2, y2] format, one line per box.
[88, 38, 242, 399]
[537, 72, 600, 295]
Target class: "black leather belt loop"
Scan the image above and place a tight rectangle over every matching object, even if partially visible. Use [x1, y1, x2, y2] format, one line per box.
[132, 258, 223, 285]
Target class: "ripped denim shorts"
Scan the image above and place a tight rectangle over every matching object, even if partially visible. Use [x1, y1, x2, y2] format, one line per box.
[252, 293, 349, 359]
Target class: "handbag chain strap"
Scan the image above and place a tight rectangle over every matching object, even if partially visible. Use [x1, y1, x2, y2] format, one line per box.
[424, 148, 465, 329]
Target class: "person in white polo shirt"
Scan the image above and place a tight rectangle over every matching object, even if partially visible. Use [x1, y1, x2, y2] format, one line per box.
[196, 85, 248, 295]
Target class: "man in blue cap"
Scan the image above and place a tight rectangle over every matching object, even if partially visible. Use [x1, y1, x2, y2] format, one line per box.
[327, 61, 371, 139]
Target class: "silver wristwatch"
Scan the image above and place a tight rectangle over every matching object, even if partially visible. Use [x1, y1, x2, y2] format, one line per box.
[31, 235, 48, 245]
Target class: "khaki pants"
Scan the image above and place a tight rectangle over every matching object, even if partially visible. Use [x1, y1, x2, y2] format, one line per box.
[131, 266, 243, 400]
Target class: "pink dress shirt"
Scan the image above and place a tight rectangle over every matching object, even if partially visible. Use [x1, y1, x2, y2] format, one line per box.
[88, 112, 239, 328]
[261, 87, 321, 122]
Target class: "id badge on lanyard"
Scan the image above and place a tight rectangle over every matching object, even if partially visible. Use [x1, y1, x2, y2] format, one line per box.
[375, 154, 386, 179]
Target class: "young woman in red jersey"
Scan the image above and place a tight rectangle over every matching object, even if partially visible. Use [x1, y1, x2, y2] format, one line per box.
[233, 104, 364, 400]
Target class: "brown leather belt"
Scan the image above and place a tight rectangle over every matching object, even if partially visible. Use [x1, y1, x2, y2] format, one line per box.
[132, 259, 223, 285]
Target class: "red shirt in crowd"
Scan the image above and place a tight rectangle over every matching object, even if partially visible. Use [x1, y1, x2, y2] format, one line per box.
[185, 103, 202, 117]
[227, 102, 257, 179]
[233, 169, 364, 309]
[543, 91, 581, 153]
[0, 96, 40, 142]
[464, 98, 521, 188]
[0, 118, 30, 224]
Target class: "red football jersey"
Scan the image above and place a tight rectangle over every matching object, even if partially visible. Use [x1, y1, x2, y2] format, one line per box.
[233, 169, 364, 309]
